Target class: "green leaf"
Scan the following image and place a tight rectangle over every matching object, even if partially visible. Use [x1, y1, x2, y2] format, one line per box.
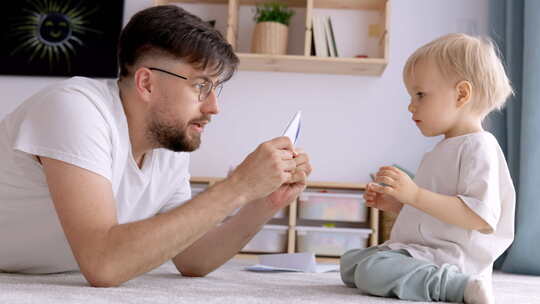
[253, 2, 295, 26]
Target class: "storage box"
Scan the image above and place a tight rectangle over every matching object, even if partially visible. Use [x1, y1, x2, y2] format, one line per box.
[242, 225, 288, 253]
[296, 226, 371, 256]
[298, 192, 366, 222]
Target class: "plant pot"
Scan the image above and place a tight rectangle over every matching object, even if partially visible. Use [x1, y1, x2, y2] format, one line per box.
[251, 21, 288, 55]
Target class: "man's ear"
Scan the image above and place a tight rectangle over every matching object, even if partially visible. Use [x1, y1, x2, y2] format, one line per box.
[133, 67, 154, 103]
[456, 80, 472, 108]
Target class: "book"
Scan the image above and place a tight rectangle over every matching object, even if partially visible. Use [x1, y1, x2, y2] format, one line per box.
[312, 15, 328, 57]
[326, 16, 339, 57]
[323, 16, 334, 57]
[310, 29, 316, 56]
[324, 16, 333, 57]
[312, 15, 338, 58]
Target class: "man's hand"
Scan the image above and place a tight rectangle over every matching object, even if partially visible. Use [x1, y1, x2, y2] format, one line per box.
[266, 148, 312, 210]
[228, 137, 298, 203]
[372, 166, 419, 205]
[364, 182, 403, 215]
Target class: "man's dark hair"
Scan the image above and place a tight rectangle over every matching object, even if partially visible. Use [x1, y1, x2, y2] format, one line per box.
[118, 5, 238, 81]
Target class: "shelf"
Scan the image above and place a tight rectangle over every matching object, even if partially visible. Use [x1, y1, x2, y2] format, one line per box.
[157, 0, 385, 10]
[306, 180, 367, 190]
[238, 53, 387, 76]
[190, 177, 367, 189]
[155, 0, 390, 76]
[189, 177, 378, 257]
[296, 219, 370, 229]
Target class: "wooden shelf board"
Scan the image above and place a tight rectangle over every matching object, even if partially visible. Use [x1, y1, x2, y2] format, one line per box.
[191, 177, 368, 190]
[156, 0, 228, 5]
[238, 53, 387, 76]
[156, 0, 387, 10]
[296, 219, 370, 229]
[306, 180, 367, 190]
[312, 0, 387, 10]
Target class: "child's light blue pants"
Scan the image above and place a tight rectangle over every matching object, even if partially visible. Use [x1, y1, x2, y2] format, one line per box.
[340, 246, 469, 302]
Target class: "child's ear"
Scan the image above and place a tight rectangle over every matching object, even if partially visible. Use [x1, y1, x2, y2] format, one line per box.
[455, 80, 472, 108]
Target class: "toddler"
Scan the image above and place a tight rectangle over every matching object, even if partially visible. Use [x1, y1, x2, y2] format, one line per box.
[340, 33, 515, 304]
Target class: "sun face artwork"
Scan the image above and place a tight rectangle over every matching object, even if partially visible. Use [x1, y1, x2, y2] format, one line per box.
[0, 0, 124, 77]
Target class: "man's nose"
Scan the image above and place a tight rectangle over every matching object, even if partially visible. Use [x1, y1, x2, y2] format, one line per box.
[201, 91, 219, 115]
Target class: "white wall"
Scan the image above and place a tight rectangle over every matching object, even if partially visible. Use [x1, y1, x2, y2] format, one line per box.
[0, 0, 489, 183]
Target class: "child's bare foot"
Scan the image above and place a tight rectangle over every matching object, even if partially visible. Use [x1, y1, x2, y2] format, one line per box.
[464, 277, 494, 304]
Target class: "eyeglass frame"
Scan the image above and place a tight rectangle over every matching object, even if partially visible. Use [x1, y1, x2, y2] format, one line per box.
[147, 67, 223, 101]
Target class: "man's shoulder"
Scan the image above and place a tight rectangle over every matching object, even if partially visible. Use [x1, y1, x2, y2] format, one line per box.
[3, 77, 117, 131]
[55, 77, 117, 103]
[59, 76, 111, 89]
[36, 77, 121, 125]
[13, 77, 118, 115]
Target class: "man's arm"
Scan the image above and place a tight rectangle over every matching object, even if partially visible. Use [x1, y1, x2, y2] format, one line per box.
[171, 151, 311, 276]
[42, 157, 247, 287]
[41, 137, 297, 287]
[171, 196, 282, 277]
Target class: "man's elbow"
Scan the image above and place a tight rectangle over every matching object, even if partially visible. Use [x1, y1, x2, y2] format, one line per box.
[181, 270, 209, 278]
[82, 265, 125, 288]
[175, 264, 213, 278]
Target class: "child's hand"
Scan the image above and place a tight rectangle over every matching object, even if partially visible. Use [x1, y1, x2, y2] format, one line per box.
[364, 183, 403, 214]
[373, 166, 419, 205]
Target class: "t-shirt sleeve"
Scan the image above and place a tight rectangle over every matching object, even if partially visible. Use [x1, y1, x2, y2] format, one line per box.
[456, 137, 501, 234]
[13, 88, 113, 181]
[159, 155, 192, 214]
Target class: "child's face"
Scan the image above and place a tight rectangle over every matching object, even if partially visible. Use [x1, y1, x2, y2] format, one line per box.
[404, 59, 461, 138]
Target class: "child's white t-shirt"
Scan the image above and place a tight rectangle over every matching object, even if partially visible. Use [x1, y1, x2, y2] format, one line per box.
[385, 131, 515, 278]
[0, 77, 192, 274]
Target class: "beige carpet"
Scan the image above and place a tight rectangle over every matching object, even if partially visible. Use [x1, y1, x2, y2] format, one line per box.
[0, 257, 539, 303]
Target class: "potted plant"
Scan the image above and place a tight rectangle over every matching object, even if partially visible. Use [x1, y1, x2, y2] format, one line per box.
[251, 2, 295, 55]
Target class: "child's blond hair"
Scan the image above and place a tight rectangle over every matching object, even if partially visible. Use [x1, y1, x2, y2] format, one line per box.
[403, 33, 513, 118]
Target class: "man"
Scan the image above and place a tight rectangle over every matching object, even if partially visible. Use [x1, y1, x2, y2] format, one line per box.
[0, 5, 311, 287]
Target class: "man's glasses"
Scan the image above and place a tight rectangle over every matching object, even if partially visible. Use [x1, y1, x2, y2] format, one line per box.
[148, 67, 223, 101]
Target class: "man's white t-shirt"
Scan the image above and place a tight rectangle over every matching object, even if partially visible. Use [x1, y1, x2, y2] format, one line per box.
[0, 77, 192, 274]
[385, 132, 515, 278]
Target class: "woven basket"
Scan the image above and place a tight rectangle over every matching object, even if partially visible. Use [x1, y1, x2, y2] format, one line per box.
[251, 21, 288, 55]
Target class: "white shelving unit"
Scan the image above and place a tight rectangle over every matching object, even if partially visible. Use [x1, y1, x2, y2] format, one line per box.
[190, 177, 379, 257]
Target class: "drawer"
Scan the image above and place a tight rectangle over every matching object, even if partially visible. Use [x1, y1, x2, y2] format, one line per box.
[242, 225, 288, 253]
[296, 226, 371, 256]
[299, 192, 366, 222]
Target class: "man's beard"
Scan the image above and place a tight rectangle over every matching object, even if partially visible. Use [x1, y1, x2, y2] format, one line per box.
[147, 118, 201, 152]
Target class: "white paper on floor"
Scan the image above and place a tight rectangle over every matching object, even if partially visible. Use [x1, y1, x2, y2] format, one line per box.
[245, 252, 339, 273]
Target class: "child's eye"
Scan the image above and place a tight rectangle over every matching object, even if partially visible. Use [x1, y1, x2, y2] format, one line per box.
[416, 92, 425, 98]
